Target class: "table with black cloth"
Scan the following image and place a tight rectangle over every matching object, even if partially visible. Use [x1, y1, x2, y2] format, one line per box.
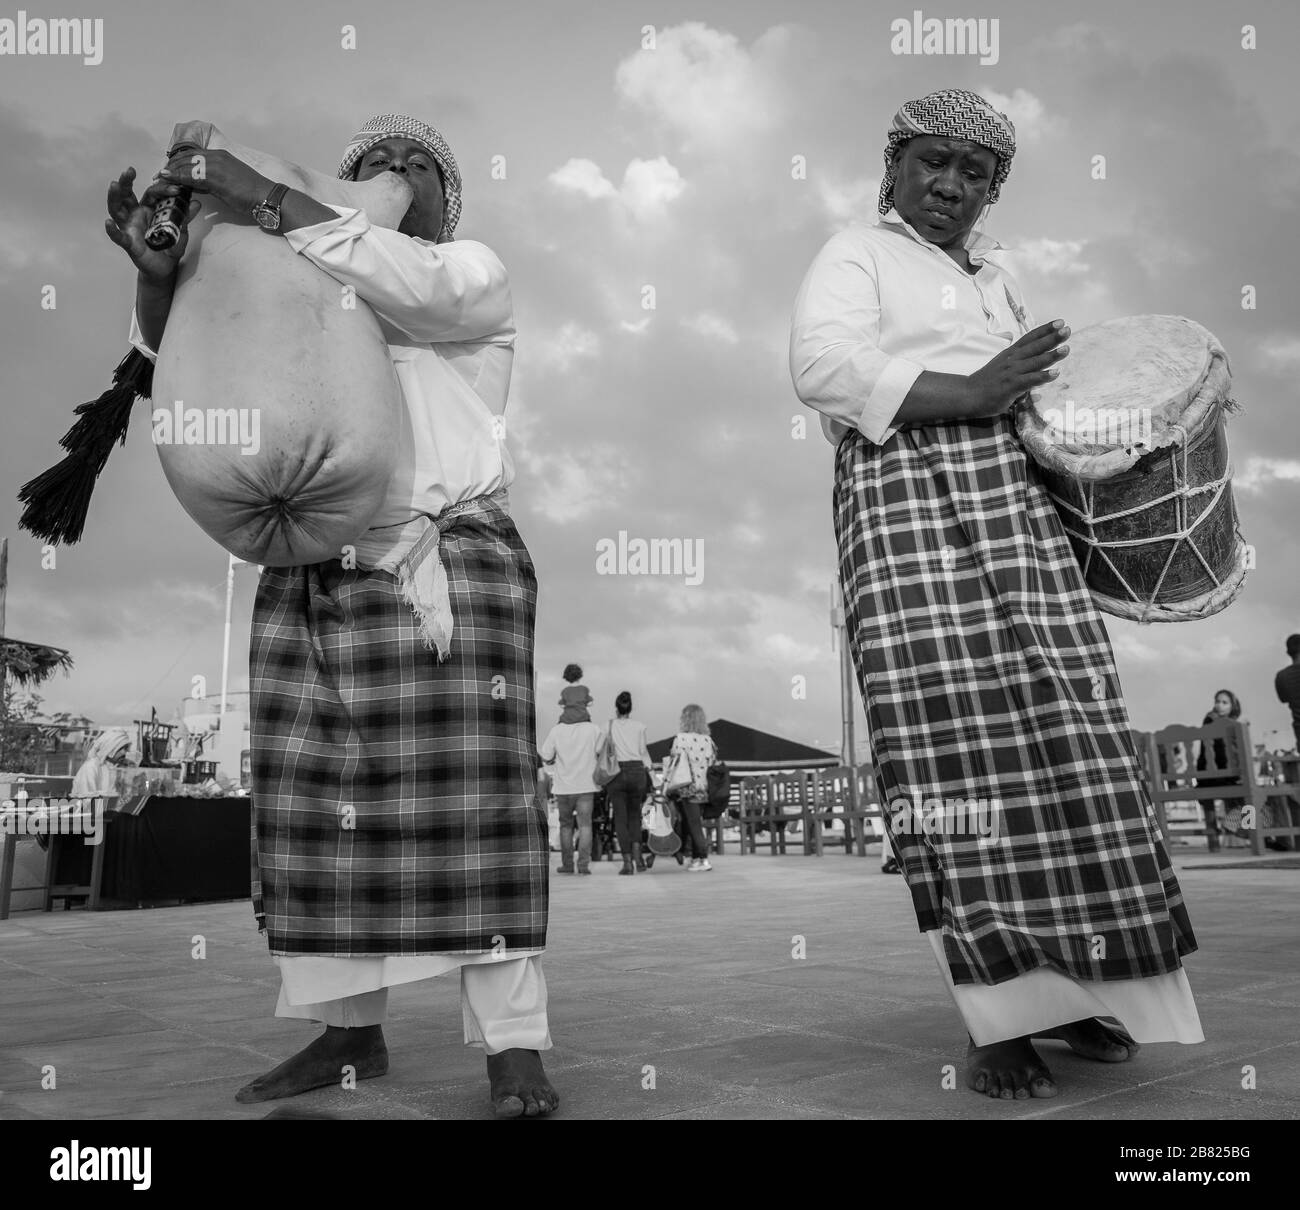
[49, 796, 250, 907]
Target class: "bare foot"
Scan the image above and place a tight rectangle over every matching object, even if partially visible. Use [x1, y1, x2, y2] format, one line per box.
[965, 1036, 1058, 1100]
[1038, 1017, 1139, 1062]
[235, 1025, 388, 1104]
[486, 1048, 558, 1118]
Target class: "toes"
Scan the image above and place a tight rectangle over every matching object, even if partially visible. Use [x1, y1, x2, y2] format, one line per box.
[235, 1079, 273, 1104]
[1100, 1021, 1140, 1058]
[522, 1087, 551, 1117]
[492, 1093, 525, 1119]
[1029, 1069, 1059, 1098]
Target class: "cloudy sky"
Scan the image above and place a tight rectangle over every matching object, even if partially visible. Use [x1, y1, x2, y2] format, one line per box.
[1, 0, 1297, 757]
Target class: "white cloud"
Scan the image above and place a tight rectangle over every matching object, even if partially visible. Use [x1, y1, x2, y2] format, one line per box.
[522, 447, 625, 524]
[1111, 632, 1161, 663]
[549, 155, 685, 220]
[682, 311, 739, 344]
[1259, 337, 1300, 372]
[758, 632, 824, 664]
[614, 22, 791, 150]
[1174, 636, 1239, 663]
[980, 88, 1064, 146]
[816, 176, 879, 227]
[1011, 237, 1090, 276]
[1235, 456, 1300, 493]
[620, 157, 687, 219]
[143, 579, 226, 612]
[528, 322, 600, 375]
[547, 158, 616, 202]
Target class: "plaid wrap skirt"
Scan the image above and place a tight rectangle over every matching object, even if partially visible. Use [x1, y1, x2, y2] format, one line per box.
[249, 500, 547, 956]
[833, 419, 1197, 987]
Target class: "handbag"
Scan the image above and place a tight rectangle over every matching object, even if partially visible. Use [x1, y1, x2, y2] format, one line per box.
[646, 799, 681, 855]
[593, 722, 620, 788]
[664, 747, 693, 794]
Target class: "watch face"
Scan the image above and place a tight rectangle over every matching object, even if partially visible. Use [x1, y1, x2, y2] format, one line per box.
[254, 206, 278, 231]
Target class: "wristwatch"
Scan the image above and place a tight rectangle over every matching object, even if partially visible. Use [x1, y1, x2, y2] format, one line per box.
[252, 183, 290, 232]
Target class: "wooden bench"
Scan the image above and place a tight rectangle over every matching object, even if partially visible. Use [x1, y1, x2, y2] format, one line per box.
[736, 772, 809, 855]
[806, 765, 885, 856]
[0, 797, 112, 918]
[1144, 720, 1300, 855]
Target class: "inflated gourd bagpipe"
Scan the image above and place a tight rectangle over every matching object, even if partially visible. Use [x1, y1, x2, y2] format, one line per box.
[20, 121, 412, 565]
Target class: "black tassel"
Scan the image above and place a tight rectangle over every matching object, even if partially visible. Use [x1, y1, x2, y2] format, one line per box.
[17, 348, 155, 545]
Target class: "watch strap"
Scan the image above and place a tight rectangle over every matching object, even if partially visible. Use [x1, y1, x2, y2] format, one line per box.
[263, 183, 290, 210]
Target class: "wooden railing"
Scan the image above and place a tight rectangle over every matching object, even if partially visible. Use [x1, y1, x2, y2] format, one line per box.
[735, 734, 1300, 859]
[734, 765, 885, 857]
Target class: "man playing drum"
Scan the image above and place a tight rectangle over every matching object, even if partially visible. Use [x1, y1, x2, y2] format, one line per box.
[790, 88, 1203, 1099]
[105, 114, 557, 1118]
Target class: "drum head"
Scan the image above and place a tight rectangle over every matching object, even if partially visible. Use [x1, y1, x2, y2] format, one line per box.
[1016, 315, 1231, 480]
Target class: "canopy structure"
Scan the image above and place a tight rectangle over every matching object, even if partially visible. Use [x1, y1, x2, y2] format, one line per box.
[1, 539, 74, 691]
[0, 636, 73, 687]
[647, 718, 837, 766]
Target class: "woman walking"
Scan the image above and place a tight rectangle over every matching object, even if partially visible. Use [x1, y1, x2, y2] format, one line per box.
[604, 691, 654, 874]
[669, 705, 719, 872]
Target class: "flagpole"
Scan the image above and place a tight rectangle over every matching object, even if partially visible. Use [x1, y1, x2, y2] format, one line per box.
[832, 578, 865, 855]
[220, 552, 235, 720]
[831, 580, 855, 766]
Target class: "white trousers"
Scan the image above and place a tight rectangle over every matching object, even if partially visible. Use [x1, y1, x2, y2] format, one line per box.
[272, 954, 552, 1055]
[925, 931, 1203, 1047]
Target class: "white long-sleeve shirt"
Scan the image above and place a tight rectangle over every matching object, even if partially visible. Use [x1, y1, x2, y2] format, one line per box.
[789, 207, 1034, 446]
[130, 204, 516, 519]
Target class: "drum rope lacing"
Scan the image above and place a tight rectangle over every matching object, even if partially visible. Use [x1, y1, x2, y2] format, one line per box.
[1043, 420, 1241, 622]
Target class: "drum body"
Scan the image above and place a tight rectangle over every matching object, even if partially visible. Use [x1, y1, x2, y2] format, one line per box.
[1016, 315, 1247, 623]
[150, 121, 413, 566]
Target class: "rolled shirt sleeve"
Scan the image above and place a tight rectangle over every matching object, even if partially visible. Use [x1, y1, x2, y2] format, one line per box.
[128, 308, 158, 364]
[789, 232, 925, 446]
[282, 205, 513, 345]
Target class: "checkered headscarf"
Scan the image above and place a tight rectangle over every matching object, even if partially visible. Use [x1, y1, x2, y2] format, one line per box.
[337, 114, 462, 241]
[878, 88, 1016, 216]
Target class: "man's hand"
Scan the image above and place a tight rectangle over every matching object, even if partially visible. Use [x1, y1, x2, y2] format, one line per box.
[104, 166, 200, 283]
[158, 147, 274, 217]
[966, 320, 1071, 417]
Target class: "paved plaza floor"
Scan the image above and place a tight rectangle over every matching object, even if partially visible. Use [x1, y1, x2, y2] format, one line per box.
[1, 844, 1298, 1120]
